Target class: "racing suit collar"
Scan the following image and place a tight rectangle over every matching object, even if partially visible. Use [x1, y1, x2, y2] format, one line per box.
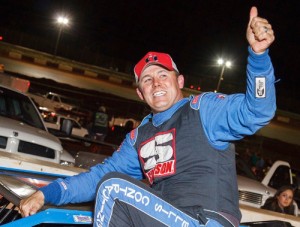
[151, 98, 189, 127]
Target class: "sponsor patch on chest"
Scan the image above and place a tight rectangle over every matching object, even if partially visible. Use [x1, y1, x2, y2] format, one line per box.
[138, 128, 176, 184]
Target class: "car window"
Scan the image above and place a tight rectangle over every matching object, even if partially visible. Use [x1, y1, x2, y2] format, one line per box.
[47, 94, 53, 100]
[0, 87, 45, 130]
[268, 165, 291, 189]
[11, 99, 21, 115]
[53, 96, 59, 102]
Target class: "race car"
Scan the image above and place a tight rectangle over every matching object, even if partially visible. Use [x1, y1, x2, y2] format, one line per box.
[0, 171, 93, 226]
[0, 172, 296, 227]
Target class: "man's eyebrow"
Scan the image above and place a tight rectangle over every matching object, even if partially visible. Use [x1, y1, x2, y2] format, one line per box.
[140, 74, 151, 81]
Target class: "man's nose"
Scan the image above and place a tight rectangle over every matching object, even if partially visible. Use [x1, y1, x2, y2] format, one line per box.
[153, 77, 161, 87]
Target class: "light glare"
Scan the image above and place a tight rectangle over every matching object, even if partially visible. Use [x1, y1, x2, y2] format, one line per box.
[217, 58, 224, 65]
[57, 16, 69, 25]
[225, 61, 232, 68]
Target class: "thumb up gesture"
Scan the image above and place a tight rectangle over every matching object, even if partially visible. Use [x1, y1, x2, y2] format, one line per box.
[247, 7, 275, 54]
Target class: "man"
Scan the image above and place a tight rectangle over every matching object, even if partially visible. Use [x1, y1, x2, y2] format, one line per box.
[90, 105, 109, 141]
[20, 6, 276, 227]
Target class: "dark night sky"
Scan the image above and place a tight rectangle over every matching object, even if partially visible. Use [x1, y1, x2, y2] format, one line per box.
[1, 0, 300, 113]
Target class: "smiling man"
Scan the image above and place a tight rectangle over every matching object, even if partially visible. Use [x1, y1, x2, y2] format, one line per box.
[20, 6, 276, 227]
[135, 54, 184, 113]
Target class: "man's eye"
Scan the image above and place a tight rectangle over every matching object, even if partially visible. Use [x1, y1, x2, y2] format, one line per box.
[143, 78, 151, 83]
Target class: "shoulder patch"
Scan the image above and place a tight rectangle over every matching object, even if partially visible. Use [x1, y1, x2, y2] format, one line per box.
[130, 128, 136, 140]
[217, 94, 226, 99]
[129, 128, 138, 145]
[190, 94, 204, 110]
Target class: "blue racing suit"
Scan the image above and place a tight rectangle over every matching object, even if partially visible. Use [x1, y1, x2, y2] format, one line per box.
[40, 47, 276, 226]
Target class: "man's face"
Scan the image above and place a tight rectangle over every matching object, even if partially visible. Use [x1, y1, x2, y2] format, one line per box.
[136, 65, 184, 113]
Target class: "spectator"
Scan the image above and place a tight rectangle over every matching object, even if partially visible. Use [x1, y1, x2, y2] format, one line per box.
[89, 105, 109, 142]
[261, 185, 298, 216]
[250, 151, 259, 167]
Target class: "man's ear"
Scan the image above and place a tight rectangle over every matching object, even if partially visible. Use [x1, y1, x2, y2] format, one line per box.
[136, 87, 144, 101]
[177, 75, 184, 89]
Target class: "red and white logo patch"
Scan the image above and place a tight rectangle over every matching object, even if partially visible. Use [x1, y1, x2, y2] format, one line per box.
[138, 129, 176, 184]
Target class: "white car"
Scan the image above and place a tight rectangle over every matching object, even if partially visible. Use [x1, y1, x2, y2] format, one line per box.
[44, 113, 89, 138]
[236, 153, 299, 215]
[0, 85, 75, 166]
[27, 92, 78, 111]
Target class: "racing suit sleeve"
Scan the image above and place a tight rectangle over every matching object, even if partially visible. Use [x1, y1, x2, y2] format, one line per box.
[40, 134, 143, 205]
[200, 47, 276, 150]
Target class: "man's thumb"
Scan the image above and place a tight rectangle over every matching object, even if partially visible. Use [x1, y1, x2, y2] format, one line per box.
[249, 6, 258, 23]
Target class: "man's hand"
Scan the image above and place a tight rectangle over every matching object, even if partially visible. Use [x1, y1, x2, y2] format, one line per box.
[247, 6, 275, 54]
[19, 190, 45, 217]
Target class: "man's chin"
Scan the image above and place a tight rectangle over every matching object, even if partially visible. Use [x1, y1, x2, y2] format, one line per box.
[151, 103, 171, 113]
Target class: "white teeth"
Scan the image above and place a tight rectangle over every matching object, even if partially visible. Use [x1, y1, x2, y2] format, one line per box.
[153, 91, 166, 97]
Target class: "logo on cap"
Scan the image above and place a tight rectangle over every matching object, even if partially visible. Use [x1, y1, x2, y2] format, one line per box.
[134, 52, 179, 82]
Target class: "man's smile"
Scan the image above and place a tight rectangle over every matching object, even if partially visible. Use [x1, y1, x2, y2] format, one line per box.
[153, 91, 166, 97]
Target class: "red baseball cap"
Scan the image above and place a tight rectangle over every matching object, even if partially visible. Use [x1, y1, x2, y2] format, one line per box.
[134, 51, 179, 82]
